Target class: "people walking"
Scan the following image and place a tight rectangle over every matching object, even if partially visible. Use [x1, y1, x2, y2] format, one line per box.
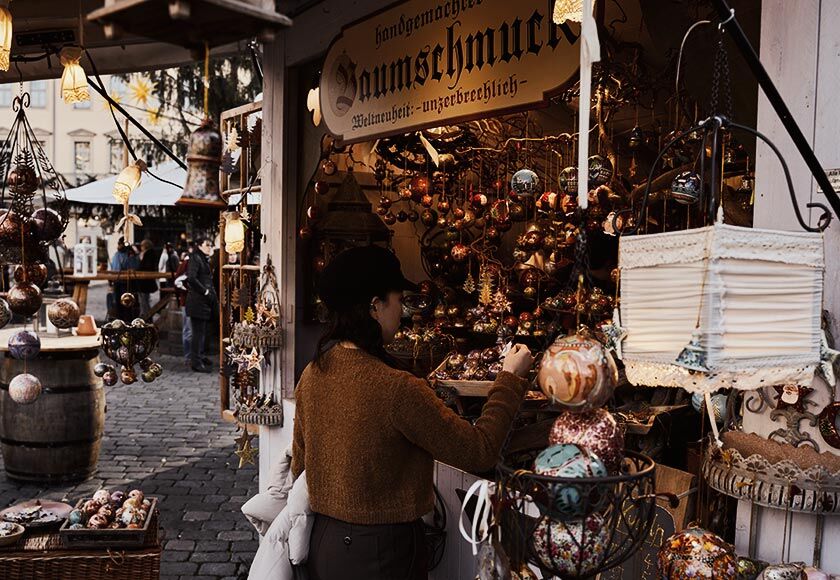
[137, 239, 159, 317]
[185, 238, 216, 373]
[158, 242, 180, 288]
[174, 245, 193, 366]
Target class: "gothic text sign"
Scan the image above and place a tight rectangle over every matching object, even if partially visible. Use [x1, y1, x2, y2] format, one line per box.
[320, 0, 580, 143]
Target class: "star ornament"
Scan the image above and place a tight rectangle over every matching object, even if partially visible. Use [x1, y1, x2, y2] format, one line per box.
[818, 330, 840, 387]
[598, 308, 628, 360]
[235, 439, 258, 468]
[773, 384, 813, 413]
[245, 347, 264, 371]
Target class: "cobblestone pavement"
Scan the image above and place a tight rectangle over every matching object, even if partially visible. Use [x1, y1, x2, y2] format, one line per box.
[0, 353, 260, 580]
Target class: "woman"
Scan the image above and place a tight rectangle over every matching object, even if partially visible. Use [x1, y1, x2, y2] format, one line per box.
[292, 246, 533, 580]
[185, 238, 217, 373]
[137, 239, 159, 316]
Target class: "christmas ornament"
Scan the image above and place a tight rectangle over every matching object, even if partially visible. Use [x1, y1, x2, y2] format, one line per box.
[30, 208, 63, 242]
[383, 212, 397, 225]
[533, 444, 608, 518]
[510, 168, 540, 197]
[8, 163, 38, 195]
[320, 159, 337, 175]
[410, 175, 430, 196]
[558, 166, 578, 195]
[420, 209, 437, 227]
[757, 564, 807, 580]
[628, 126, 644, 150]
[691, 392, 729, 425]
[818, 402, 840, 450]
[8, 330, 41, 360]
[235, 434, 258, 468]
[120, 292, 137, 308]
[451, 244, 470, 262]
[818, 330, 839, 387]
[0, 209, 25, 245]
[463, 272, 476, 294]
[597, 308, 627, 359]
[531, 513, 608, 577]
[13, 263, 48, 287]
[670, 171, 702, 205]
[548, 408, 625, 473]
[100, 318, 161, 385]
[177, 118, 224, 207]
[772, 384, 812, 413]
[588, 155, 613, 186]
[657, 527, 737, 580]
[537, 334, 618, 412]
[9, 373, 42, 405]
[47, 298, 81, 329]
[0, 298, 11, 329]
[674, 330, 709, 372]
[736, 556, 768, 580]
[298, 225, 313, 240]
[7, 281, 42, 317]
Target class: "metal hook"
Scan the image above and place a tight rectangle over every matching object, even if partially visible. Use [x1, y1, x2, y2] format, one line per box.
[718, 8, 735, 31]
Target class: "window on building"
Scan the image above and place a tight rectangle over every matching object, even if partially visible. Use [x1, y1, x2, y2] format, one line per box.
[74, 141, 91, 175]
[29, 81, 48, 108]
[0, 84, 12, 108]
[110, 140, 123, 174]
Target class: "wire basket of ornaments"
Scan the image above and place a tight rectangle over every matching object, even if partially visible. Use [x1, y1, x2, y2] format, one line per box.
[96, 318, 162, 386]
[491, 329, 674, 579]
[231, 256, 283, 350]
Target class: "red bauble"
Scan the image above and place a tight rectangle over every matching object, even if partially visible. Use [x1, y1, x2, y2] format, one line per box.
[471, 193, 489, 209]
[7, 164, 38, 194]
[509, 203, 525, 221]
[520, 269, 541, 288]
[450, 243, 470, 262]
[420, 194, 434, 208]
[452, 207, 466, 220]
[410, 176, 430, 196]
[503, 315, 518, 328]
[314, 181, 330, 196]
[521, 230, 544, 252]
[485, 226, 500, 241]
[298, 226, 313, 240]
[320, 159, 337, 175]
[519, 311, 534, 323]
[376, 205, 389, 216]
[437, 200, 451, 215]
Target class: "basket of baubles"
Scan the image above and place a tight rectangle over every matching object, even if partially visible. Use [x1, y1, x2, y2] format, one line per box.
[59, 488, 158, 548]
[487, 330, 666, 579]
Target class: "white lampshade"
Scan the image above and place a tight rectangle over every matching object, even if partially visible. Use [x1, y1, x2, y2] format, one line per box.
[619, 223, 824, 393]
[224, 211, 246, 253]
[59, 47, 89, 104]
[0, 6, 11, 72]
[553, 0, 583, 24]
[113, 161, 144, 203]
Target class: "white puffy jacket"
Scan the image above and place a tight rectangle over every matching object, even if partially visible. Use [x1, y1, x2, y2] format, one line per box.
[242, 446, 313, 580]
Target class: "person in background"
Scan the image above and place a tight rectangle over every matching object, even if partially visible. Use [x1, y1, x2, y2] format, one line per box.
[137, 239, 159, 317]
[158, 242, 180, 288]
[185, 238, 216, 373]
[173, 244, 193, 366]
[293, 246, 534, 580]
[111, 237, 140, 321]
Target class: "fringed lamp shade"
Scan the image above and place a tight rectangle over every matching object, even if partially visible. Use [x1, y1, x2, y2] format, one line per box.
[223, 211, 245, 253]
[113, 161, 144, 203]
[553, 0, 583, 24]
[0, 5, 11, 72]
[59, 47, 90, 104]
[618, 223, 824, 393]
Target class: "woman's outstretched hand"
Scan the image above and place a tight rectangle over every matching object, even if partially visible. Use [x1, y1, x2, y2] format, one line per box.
[501, 344, 535, 378]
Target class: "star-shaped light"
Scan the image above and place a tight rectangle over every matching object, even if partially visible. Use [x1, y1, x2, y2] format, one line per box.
[245, 347, 264, 372]
[146, 108, 162, 126]
[599, 308, 628, 360]
[129, 75, 156, 107]
[819, 330, 840, 387]
[773, 384, 813, 413]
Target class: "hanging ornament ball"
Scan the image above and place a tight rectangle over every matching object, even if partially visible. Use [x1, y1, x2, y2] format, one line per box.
[628, 126, 644, 150]
[120, 367, 138, 385]
[141, 370, 156, 383]
[0, 298, 11, 330]
[396, 210, 409, 223]
[532, 513, 608, 577]
[120, 293, 137, 308]
[320, 158, 337, 175]
[558, 166, 579, 194]
[306, 205, 320, 221]
[314, 181, 330, 196]
[510, 168, 540, 197]
[298, 225, 313, 240]
[533, 443, 609, 518]
[8, 330, 41, 360]
[588, 155, 613, 187]
[7, 163, 38, 194]
[379, 196, 393, 210]
[406, 210, 420, 223]
[149, 362, 163, 377]
[549, 408, 625, 473]
[47, 298, 81, 329]
[30, 208, 64, 242]
[102, 370, 119, 387]
[420, 209, 438, 227]
[508, 203, 526, 222]
[383, 212, 397, 226]
[13, 263, 48, 287]
[471, 193, 489, 209]
[7, 281, 43, 317]
[521, 230, 544, 252]
[420, 194, 434, 208]
[537, 334, 618, 412]
[312, 255, 327, 273]
[0, 209, 26, 245]
[671, 171, 703, 205]
[93, 362, 113, 378]
[437, 200, 451, 215]
[399, 187, 413, 201]
[410, 176, 430, 196]
[450, 243, 471, 262]
[9, 373, 42, 404]
[658, 527, 736, 580]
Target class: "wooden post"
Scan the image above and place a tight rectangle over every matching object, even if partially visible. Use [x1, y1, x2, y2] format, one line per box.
[740, 0, 840, 570]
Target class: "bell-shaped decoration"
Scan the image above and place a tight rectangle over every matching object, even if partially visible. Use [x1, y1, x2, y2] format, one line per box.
[0, 5, 11, 72]
[674, 330, 709, 372]
[59, 47, 90, 104]
[177, 118, 225, 208]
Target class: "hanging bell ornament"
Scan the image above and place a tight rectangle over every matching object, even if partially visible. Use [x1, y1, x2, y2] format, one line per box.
[588, 155, 613, 187]
[510, 168, 540, 197]
[671, 171, 702, 205]
[674, 330, 709, 372]
[558, 166, 578, 194]
[176, 118, 226, 208]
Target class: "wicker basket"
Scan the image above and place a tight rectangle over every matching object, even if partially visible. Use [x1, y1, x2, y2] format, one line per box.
[231, 322, 283, 349]
[0, 545, 161, 580]
[237, 407, 284, 426]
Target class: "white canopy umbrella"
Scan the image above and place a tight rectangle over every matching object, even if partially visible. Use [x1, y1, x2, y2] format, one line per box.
[64, 161, 260, 206]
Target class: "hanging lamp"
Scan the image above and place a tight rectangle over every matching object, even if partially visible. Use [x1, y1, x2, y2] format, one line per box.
[553, 0, 583, 24]
[0, 1, 11, 72]
[223, 211, 245, 253]
[59, 47, 90, 104]
[113, 160, 145, 203]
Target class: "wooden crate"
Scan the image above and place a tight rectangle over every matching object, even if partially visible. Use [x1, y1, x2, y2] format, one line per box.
[59, 499, 158, 549]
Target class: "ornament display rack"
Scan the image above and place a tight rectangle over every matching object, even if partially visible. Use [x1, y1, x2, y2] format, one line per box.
[218, 101, 264, 425]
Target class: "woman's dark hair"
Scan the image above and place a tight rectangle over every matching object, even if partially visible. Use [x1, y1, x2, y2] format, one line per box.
[195, 237, 211, 247]
[314, 295, 402, 370]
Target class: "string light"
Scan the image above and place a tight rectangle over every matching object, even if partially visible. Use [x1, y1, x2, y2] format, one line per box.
[60, 46, 90, 104]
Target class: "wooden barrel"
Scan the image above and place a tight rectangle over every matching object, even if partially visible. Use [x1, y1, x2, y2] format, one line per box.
[0, 348, 104, 483]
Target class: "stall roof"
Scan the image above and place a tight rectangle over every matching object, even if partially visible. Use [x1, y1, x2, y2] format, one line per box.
[64, 161, 260, 206]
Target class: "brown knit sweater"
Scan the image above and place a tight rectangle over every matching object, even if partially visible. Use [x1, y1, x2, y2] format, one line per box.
[291, 345, 528, 525]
